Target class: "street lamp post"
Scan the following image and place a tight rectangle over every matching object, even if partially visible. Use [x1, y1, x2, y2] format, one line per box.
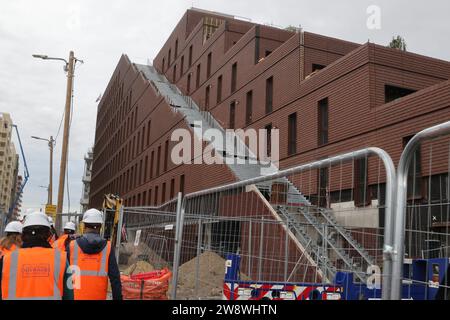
[33, 51, 83, 231]
[31, 135, 54, 205]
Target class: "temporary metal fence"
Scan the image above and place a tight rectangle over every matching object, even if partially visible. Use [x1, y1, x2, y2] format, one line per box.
[391, 120, 450, 300]
[115, 147, 395, 299]
[115, 122, 450, 300]
[171, 147, 395, 299]
[116, 200, 179, 292]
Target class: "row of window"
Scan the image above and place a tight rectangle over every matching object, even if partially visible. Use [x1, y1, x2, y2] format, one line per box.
[124, 174, 185, 207]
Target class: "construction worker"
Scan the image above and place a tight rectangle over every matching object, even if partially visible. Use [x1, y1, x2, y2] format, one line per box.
[53, 221, 77, 251]
[69, 208, 122, 300]
[0, 212, 74, 300]
[0, 221, 23, 258]
[47, 216, 59, 246]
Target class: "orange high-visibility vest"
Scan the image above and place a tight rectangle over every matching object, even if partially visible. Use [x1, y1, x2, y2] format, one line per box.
[52, 234, 69, 251]
[1, 247, 66, 300]
[0, 244, 17, 259]
[69, 239, 111, 300]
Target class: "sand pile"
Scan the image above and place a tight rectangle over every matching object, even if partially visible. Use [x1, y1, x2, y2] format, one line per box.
[119, 242, 168, 270]
[171, 251, 226, 299]
[122, 260, 155, 276]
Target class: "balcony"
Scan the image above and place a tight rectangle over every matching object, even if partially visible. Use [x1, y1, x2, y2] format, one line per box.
[80, 197, 89, 205]
[82, 172, 92, 183]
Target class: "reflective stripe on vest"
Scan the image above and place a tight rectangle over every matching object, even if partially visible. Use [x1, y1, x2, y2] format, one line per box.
[6, 249, 63, 300]
[72, 240, 110, 277]
[53, 234, 68, 250]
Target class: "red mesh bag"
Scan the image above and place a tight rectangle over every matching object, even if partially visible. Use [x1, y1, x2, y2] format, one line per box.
[121, 268, 172, 300]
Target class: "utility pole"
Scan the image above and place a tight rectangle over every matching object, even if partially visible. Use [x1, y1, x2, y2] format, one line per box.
[56, 51, 75, 231]
[48, 135, 54, 205]
[32, 135, 54, 205]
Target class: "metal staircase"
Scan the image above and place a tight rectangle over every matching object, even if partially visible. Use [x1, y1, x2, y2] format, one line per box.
[278, 204, 373, 282]
[134, 63, 374, 283]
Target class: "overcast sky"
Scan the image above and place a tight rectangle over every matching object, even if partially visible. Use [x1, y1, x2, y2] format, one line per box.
[1, 0, 449, 213]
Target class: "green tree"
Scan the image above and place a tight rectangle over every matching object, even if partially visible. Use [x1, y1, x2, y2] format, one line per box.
[389, 35, 407, 51]
[285, 25, 299, 32]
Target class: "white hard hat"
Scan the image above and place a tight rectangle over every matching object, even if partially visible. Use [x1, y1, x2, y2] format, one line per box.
[47, 216, 54, 226]
[23, 212, 51, 229]
[64, 221, 76, 231]
[5, 221, 23, 234]
[82, 208, 103, 224]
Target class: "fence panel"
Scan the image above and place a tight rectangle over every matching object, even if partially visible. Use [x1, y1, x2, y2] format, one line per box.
[392, 121, 450, 300]
[117, 200, 179, 298]
[173, 148, 395, 300]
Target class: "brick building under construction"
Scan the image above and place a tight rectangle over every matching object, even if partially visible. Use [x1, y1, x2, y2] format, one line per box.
[90, 8, 450, 280]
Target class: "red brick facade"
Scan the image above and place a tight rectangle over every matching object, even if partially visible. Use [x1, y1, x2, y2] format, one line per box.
[90, 8, 450, 223]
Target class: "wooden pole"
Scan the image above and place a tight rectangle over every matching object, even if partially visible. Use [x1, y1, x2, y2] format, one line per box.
[56, 51, 75, 231]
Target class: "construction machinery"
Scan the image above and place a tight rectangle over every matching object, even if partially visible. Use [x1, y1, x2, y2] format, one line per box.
[102, 194, 124, 248]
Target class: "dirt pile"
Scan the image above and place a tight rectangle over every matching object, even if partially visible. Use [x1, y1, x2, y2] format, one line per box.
[119, 242, 168, 270]
[122, 260, 155, 276]
[171, 251, 226, 299]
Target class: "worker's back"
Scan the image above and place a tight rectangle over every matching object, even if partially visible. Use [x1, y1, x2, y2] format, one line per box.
[2, 247, 66, 300]
[69, 233, 111, 300]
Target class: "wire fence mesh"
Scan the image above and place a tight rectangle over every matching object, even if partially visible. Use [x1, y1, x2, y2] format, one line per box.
[397, 134, 450, 300]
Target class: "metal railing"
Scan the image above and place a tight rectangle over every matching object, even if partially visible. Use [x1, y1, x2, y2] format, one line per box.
[391, 120, 450, 299]
[168, 147, 396, 299]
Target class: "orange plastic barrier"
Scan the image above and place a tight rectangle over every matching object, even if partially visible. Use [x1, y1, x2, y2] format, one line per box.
[121, 268, 172, 300]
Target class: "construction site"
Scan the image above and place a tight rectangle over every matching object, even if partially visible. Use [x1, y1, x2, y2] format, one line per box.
[1, 3, 450, 303]
[86, 8, 450, 300]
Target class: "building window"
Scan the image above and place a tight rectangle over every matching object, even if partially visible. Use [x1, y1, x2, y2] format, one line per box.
[354, 158, 369, 207]
[144, 155, 148, 183]
[265, 124, 272, 157]
[175, 39, 178, 58]
[229, 101, 236, 129]
[180, 174, 185, 195]
[147, 120, 151, 147]
[137, 193, 141, 207]
[162, 58, 165, 73]
[154, 186, 158, 206]
[187, 73, 191, 94]
[148, 189, 152, 205]
[217, 75, 223, 103]
[265, 76, 273, 114]
[139, 159, 143, 185]
[168, 49, 172, 66]
[231, 62, 237, 93]
[188, 45, 193, 67]
[207, 52, 212, 78]
[288, 112, 297, 155]
[403, 136, 422, 199]
[318, 167, 329, 208]
[173, 64, 177, 82]
[180, 56, 184, 77]
[196, 64, 201, 89]
[157, 145, 161, 176]
[141, 126, 145, 151]
[385, 85, 417, 103]
[161, 182, 166, 204]
[170, 178, 175, 199]
[150, 150, 154, 179]
[245, 90, 253, 126]
[164, 140, 169, 172]
[318, 98, 329, 146]
[312, 64, 326, 72]
[205, 86, 210, 109]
